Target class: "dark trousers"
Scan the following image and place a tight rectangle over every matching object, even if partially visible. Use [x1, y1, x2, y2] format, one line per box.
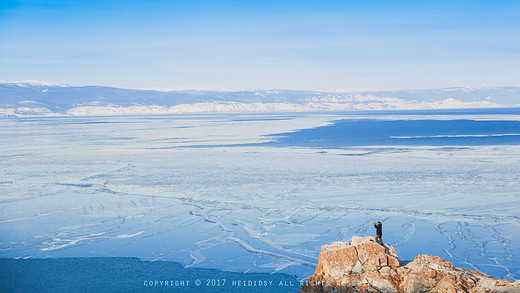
[375, 234, 383, 245]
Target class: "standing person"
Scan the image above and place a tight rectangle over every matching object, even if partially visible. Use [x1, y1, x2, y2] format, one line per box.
[374, 221, 383, 245]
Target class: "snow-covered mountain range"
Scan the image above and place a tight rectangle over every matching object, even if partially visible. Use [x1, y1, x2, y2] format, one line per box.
[1, 81, 519, 117]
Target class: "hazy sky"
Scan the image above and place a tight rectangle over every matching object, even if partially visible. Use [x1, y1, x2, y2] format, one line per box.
[1, 0, 519, 90]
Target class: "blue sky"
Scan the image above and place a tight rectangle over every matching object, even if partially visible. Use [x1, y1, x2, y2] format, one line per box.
[1, 0, 519, 90]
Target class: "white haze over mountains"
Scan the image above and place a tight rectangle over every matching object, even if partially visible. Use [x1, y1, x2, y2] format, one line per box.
[1, 81, 519, 117]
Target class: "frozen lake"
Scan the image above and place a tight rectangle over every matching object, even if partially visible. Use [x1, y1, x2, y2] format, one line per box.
[1, 109, 519, 283]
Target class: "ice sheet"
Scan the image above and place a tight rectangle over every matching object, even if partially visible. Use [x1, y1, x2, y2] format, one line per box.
[0, 112, 519, 281]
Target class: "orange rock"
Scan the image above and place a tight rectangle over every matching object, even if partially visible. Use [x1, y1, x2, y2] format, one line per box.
[315, 241, 360, 277]
[300, 236, 520, 293]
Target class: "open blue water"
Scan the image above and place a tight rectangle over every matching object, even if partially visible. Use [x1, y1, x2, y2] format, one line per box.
[0, 108, 519, 292]
[267, 119, 520, 147]
[0, 258, 300, 293]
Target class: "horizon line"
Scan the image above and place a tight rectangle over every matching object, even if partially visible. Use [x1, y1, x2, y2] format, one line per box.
[1, 80, 520, 93]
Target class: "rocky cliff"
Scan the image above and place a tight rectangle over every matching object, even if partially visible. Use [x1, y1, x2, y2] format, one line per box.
[300, 236, 520, 293]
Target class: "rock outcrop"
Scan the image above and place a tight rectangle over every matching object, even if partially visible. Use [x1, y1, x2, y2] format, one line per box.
[300, 236, 520, 293]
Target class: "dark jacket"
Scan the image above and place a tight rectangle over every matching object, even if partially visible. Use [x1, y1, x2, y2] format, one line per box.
[374, 223, 382, 236]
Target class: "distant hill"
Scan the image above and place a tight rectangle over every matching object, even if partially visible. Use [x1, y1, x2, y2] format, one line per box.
[1, 81, 519, 117]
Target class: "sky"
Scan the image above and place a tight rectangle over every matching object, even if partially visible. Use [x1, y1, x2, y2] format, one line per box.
[1, 0, 520, 90]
